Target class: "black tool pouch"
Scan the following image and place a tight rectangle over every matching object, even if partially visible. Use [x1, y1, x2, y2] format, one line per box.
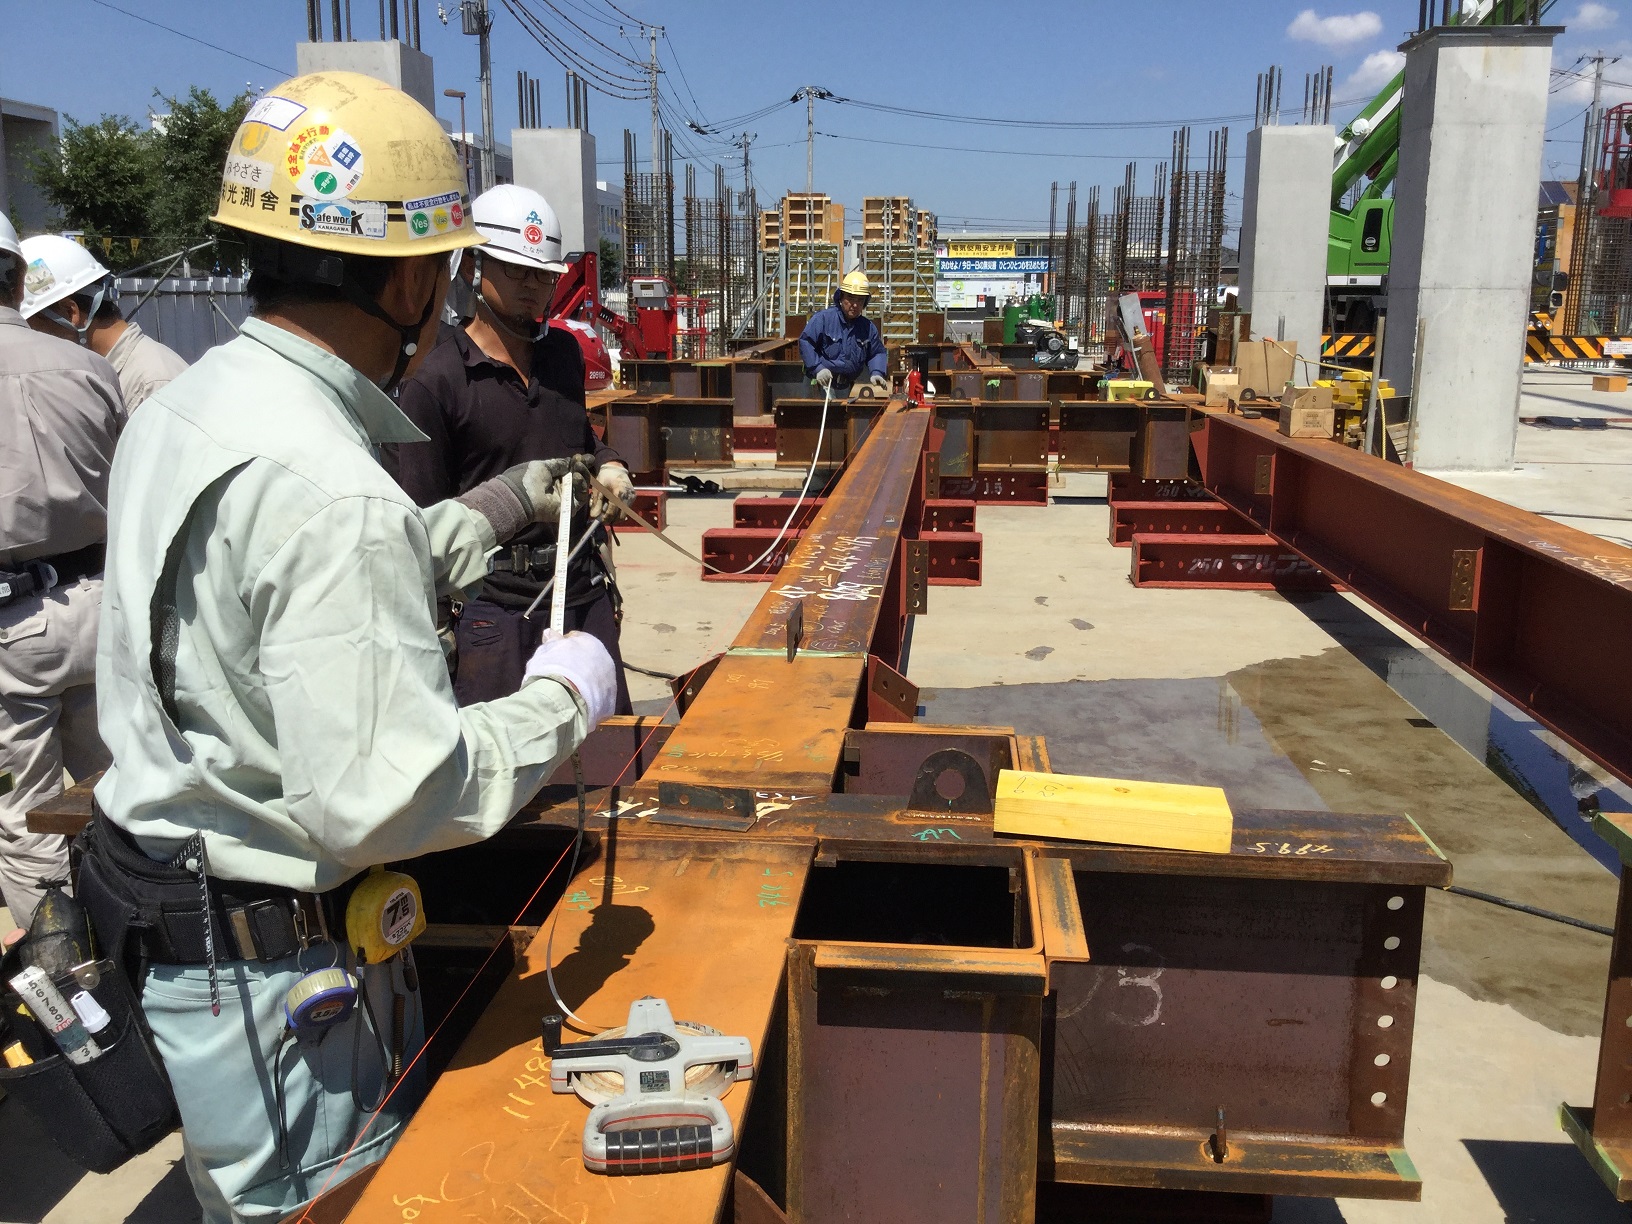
[0, 946, 178, 1173]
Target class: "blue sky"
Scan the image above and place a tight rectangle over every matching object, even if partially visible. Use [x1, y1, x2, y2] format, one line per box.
[2, 0, 1626, 235]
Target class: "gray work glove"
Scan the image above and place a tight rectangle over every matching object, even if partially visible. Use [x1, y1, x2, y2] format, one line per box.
[869, 373, 889, 394]
[590, 462, 635, 523]
[455, 456, 589, 544]
[814, 367, 834, 389]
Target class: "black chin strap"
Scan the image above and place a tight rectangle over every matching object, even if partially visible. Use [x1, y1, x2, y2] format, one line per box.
[472, 251, 546, 342]
[342, 278, 439, 395]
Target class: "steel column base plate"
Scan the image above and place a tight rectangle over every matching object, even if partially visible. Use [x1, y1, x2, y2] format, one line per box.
[1562, 1103, 1632, 1200]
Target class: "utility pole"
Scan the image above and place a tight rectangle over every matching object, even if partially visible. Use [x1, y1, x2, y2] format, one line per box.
[647, 25, 664, 180]
[477, 0, 494, 190]
[792, 86, 831, 196]
[732, 132, 754, 197]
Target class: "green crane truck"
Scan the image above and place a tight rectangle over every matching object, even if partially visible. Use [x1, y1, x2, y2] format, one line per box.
[1325, 0, 1559, 334]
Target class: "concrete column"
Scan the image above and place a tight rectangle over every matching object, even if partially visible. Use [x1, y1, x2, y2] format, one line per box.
[1238, 124, 1333, 371]
[1382, 25, 1560, 471]
[511, 129, 599, 256]
[294, 41, 436, 113]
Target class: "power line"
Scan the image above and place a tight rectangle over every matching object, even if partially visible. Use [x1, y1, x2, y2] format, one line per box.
[816, 129, 1245, 162]
[82, 0, 290, 76]
[821, 89, 1376, 133]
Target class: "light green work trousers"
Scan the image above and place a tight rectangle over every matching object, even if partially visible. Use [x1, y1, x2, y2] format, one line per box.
[141, 946, 425, 1223]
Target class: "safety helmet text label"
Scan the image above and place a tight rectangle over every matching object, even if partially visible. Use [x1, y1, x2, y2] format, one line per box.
[403, 189, 464, 240]
[298, 199, 387, 239]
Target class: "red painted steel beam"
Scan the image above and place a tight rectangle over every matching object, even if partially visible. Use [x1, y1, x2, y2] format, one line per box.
[923, 532, 983, 585]
[733, 496, 827, 531]
[922, 499, 978, 533]
[1109, 501, 1254, 548]
[1131, 533, 1335, 591]
[938, 472, 1049, 505]
[609, 489, 667, 534]
[699, 527, 804, 581]
[1195, 410, 1632, 785]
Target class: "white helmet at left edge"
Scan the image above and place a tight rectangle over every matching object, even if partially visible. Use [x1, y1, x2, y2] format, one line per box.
[469, 183, 568, 273]
[0, 214, 21, 263]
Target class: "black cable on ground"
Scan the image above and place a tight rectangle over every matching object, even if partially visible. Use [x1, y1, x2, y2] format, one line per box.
[1446, 885, 1613, 937]
[622, 661, 679, 681]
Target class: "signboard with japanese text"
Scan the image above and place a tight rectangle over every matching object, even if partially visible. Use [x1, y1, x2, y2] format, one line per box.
[938, 257, 1050, 275]
[946, 240, 1017, 258]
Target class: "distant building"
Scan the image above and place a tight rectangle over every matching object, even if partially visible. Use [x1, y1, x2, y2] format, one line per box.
[1, 98, 60, 234]
[597, 179, 622, 252]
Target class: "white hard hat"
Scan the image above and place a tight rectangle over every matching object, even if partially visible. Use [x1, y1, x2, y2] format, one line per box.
[470, 184, 568, 274]
[0, 214, 20, 262]
[20, 234, 113, 321]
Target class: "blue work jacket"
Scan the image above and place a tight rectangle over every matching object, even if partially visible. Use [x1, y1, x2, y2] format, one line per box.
[798, 291, 887, 386]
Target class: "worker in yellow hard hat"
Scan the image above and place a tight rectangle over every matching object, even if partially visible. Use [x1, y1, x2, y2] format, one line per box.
[75, 72, 615, 1223]
[799, 267, 889, 395]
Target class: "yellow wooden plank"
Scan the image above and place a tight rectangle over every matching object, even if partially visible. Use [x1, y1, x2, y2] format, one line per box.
[993, 768, 1233, 855]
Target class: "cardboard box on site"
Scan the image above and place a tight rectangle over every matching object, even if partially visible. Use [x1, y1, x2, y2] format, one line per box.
[1235, 339, 1297, 403]
[1593, 374, 1628, 393]
[1201, 365, 1240, 407]
[1279, 384, 1336, 438]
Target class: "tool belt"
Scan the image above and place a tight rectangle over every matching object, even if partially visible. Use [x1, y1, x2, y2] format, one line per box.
[0, 542, 105, 608]
[74, 804, 351, 986]
[490, 542, 561, 579]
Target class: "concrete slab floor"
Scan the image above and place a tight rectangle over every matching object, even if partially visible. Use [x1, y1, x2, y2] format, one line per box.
[7, 423, 1631, 1222]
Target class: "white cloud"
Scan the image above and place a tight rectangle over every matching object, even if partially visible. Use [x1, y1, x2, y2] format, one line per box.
[1573, 3, 1620, 31]
[1287, 9, 1385, 49]
[1342, 49, 1407, 95]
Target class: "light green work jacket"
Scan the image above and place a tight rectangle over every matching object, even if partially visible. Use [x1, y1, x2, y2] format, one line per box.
[95, 318, 585, 891]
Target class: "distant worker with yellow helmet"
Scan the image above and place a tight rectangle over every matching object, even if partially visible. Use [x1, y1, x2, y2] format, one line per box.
[799, 268, 889, 394]
[19, 234, 187, 412]
[77, 72, 615, 1222]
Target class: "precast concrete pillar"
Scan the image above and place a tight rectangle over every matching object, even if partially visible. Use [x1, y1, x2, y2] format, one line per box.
[1382, 24, 1560, 471]
[511, 129, 599, 258]
[1238, 124, 1333, 375]
[294, 41, 436, 112]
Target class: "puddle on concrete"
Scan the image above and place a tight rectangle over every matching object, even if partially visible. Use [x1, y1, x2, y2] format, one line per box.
[921, 677, 1327, 813]
[1283, 592, 1632, 875]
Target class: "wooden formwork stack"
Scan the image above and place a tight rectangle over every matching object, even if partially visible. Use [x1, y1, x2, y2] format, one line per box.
[917, 209, 938, 250]
[764, 241, 842, 335]
[759, 208, 781, 251]
[857, 240, 937, 344]
[781, 194, 844, 245]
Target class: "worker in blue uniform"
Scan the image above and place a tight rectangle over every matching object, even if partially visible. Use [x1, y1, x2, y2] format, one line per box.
[798, 269, 888, 395]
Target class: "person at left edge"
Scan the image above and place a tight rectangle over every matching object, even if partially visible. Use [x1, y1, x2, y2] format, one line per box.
[83, 72, 615, 1223]
[385, 183, 635, 713]
[19, 234, 187, 413]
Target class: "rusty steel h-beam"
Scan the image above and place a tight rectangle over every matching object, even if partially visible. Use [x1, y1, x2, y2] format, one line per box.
[1193, 409, 1632, 788]
[344, 400, 1448, 1223]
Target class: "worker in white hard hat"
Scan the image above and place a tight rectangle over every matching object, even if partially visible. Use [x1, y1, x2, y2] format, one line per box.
[76, 73, 616, 1222]
[385, 183, 636, 712]
[19, 234, 188, 412]
[799, 267, 889, 395]
[0, 215, 124, 934]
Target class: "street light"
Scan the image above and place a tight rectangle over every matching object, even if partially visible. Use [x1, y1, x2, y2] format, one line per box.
[444, 88, 470, 191]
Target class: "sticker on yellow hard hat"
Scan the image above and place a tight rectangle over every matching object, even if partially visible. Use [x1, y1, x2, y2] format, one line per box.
[287, 125, 365, 199]
[298, 199, 387, 239]
[405, 190, 463, 239]
[243, 95, 307, 131]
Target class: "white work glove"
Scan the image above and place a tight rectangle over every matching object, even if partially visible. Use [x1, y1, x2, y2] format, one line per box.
[590, 462, 635, 523]
[869, 373, 889, 394]
[523, 630, 617, 730]
[814, 367, 833, 389]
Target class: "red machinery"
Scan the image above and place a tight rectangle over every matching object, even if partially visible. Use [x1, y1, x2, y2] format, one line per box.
[547, 250, 677, 390]
[1598, 102, 1632, 219]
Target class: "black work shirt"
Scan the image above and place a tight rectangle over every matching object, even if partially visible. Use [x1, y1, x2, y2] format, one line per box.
[384, 324, 623, 607]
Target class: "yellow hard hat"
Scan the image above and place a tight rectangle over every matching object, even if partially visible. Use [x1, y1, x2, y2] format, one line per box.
[840, 269, 871, 297]
[211, 71, 481, 257]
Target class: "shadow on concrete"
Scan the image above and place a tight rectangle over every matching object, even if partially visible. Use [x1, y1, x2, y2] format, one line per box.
[1268, 1197, 1346, 1222]
[0, 1097, 86, 1221]
[1463, 1138, 1627, 1222]
[123, 1158, 196, 1222]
